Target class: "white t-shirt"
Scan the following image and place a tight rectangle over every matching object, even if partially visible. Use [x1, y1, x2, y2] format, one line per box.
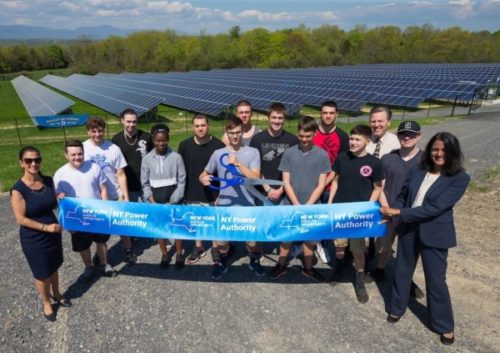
[83, 139, 127, 199]
[53, 161, 106, 199]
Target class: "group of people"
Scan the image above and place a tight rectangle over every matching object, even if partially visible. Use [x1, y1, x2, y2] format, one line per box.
[11, 100, 469, 345]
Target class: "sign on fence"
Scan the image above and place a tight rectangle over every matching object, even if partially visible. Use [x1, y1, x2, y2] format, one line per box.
[34, 114, 89, 128]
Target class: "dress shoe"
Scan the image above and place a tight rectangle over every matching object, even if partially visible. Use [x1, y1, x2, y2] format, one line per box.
[43, 310, 56, 322]
[386, 314, 400, 323]
[440, 334, 455, 345]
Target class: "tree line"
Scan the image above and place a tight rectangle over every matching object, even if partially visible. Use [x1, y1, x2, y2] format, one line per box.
[1, 24, 499, 75]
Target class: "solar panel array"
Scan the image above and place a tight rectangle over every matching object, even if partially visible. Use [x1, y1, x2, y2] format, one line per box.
[11, 75, 74, 118]
[41, 63, 500, 118]
[40, 74, 163, 117]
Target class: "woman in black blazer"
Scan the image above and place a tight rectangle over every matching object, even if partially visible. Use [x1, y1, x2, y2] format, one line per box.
[380, 132, 470, 345]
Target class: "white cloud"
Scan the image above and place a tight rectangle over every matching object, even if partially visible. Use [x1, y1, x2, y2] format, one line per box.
[85, 0, 128, 6]
[147, 1, 193, 13]
[408, 1, 440, 7]
[193, 7, 237, 22]
[448, 0, 474, 18]
[222, 11, 235, 22]
[236, 9, 338, 23]
[14, 17, 31, 24]
[0, 0, 495, 33]
[60, 1, 84, 12]
[239, 10, 293, 22]
[373, 2, 397, 8]
[96, 8, 141, 17]
[319, 11, 338, 21]
[1, 1, 31, 10]
[479, 0, 500, 10]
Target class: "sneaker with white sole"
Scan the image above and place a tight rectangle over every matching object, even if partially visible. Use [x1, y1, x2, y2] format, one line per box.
[100, 263, 117, 277]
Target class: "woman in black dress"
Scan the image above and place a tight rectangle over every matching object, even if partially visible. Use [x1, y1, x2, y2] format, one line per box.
[11, 146, 70, 322]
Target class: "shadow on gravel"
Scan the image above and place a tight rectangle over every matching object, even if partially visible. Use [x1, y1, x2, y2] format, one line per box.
[407, 299, 431, 330]
[113, 262, 333, 284]
[106, 237, 157, 267]
[370, 259, 431, 331]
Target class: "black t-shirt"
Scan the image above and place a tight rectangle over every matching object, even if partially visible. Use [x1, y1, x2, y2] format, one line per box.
[178, 136, 225, 203]
[333, 152, 384, 203]
[249, 129, 298, 188]
[112, 130, 153, 192]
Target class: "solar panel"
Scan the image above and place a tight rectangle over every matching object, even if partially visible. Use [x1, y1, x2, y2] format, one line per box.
[39, 63, 498, 119]
[40, 75, 162, 117]
[11, 75, 74, 118]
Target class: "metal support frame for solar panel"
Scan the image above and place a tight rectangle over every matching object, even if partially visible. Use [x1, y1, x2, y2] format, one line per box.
[11, 75, 75, 125]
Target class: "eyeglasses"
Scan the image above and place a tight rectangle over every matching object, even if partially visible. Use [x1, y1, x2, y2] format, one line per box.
[23, 157, 42, 164]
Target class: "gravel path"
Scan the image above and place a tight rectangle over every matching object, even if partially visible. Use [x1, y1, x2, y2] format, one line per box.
[1, 115, 498, 353]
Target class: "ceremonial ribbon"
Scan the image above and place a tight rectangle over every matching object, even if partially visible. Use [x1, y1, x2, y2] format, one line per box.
[58, 197, 386, 242]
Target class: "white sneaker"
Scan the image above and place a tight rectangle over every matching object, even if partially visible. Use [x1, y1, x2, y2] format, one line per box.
[316, 242, 331, 264]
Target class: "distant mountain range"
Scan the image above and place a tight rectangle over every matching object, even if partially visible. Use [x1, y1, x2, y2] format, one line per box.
[0, 25, 134, 41]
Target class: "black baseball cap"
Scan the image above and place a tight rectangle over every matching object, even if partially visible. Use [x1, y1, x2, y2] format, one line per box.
[397, 121, 421, 134]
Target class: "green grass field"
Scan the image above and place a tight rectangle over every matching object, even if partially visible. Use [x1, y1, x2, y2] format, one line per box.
[0, 80, 29, 120]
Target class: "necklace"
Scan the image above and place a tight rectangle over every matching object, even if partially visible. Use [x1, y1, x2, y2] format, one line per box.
[124, 131, 138, 146]
[22, 176, 46, 195]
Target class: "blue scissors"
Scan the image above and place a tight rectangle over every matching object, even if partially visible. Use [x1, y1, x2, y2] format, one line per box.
[208, 153, 283, 205]
[207, 153, 245, 190]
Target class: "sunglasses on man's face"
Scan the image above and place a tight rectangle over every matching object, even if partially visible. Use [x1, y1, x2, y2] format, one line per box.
[23, 157, 42, 164]
[397, 132, 419, 139]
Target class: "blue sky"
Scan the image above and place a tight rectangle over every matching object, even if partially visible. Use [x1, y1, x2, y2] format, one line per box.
[1, 0, 499, 33]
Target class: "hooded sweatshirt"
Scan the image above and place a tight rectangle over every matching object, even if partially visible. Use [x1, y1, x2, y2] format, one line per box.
[141, 147, 186, 204]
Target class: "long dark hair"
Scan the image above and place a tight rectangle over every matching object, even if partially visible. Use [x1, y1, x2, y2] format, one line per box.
[18, 145, 40, 160]
[421, 132, 464, 176]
